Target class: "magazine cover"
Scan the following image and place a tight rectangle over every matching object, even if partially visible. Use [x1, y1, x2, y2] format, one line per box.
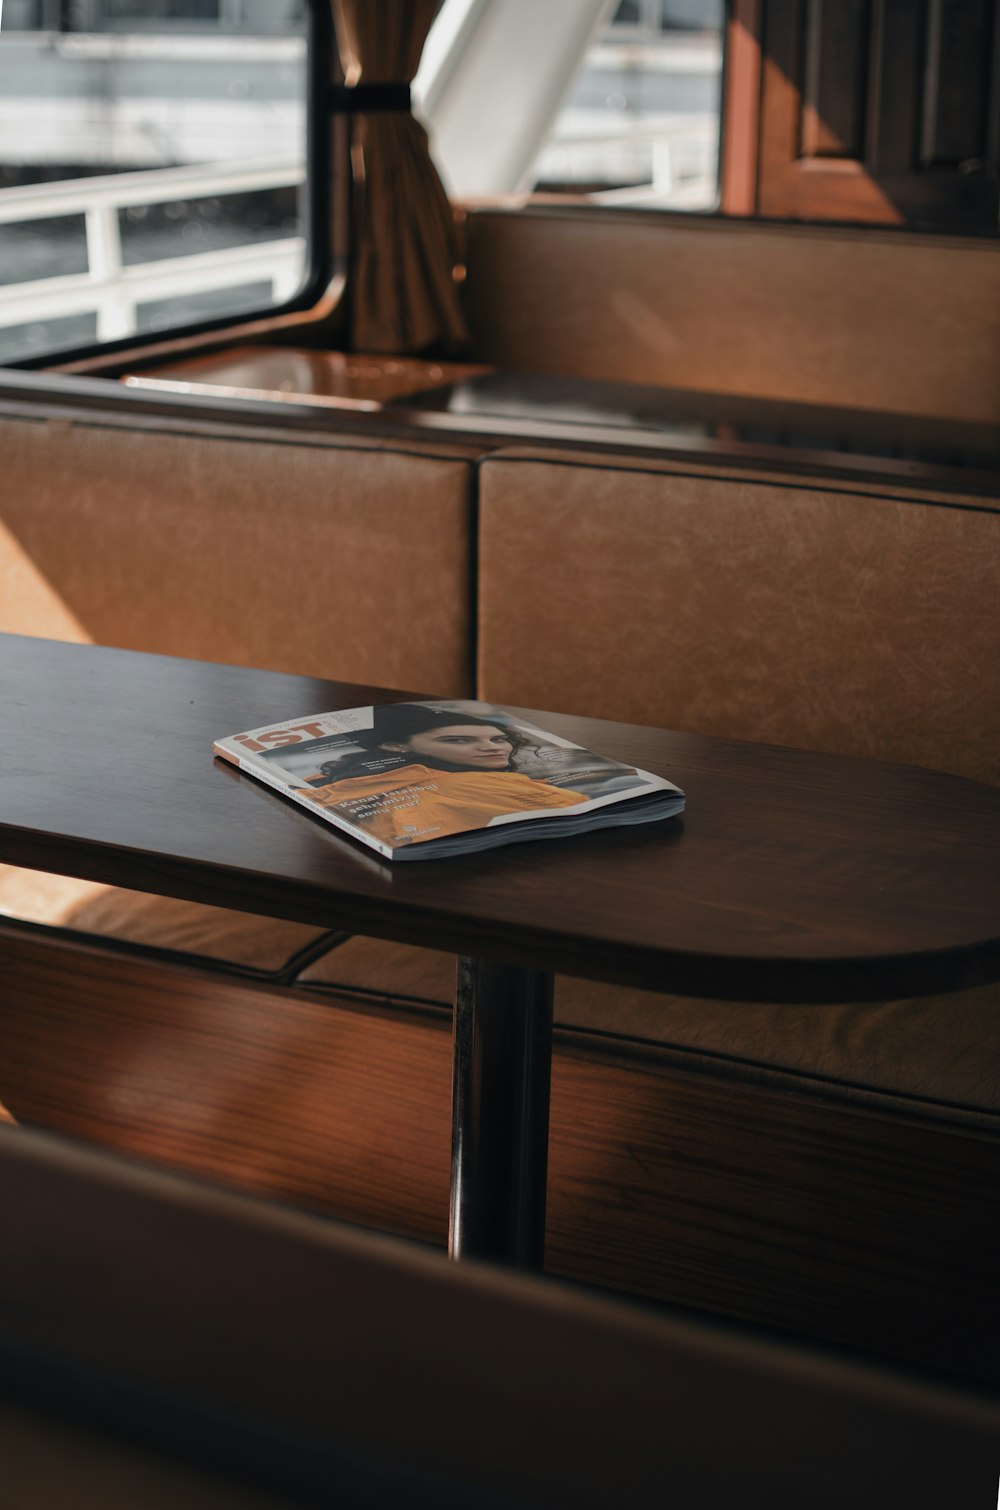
[213, 701, 685, 861]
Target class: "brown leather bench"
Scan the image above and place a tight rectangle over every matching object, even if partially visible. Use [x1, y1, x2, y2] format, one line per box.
[294, 445, 1000, 1383]
[463, 207, 1000, 425]
[0, 400, 480, 971]
[2, 395, 998, 1388]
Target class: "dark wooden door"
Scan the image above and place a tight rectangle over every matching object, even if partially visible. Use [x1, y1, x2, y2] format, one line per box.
[756, 0, 1000, 228]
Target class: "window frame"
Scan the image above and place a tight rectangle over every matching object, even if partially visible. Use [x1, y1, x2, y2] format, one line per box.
[0, 0, 334, 372]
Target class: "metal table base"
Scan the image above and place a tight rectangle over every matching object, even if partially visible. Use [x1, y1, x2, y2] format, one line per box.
[449, 957, 554, 1269]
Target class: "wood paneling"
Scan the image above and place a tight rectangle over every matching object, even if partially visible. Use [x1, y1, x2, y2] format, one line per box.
[0, 933, 453, 1243]
[1, 927, 998, 1386]
[870, 0, 924, 174]
[921, 0, 995, 164]
[720, 0, 763, 213]
[800, 0, 870, 159]
[757, 0, 1000, 227]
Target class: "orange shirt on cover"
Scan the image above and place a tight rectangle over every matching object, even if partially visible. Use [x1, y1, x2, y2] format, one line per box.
[305, 764, 584, 847]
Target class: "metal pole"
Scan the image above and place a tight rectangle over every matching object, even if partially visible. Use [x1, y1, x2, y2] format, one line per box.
[449, 957, 554, 1269]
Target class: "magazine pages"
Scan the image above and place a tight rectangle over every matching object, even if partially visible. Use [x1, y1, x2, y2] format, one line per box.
[213, 701, 685, 862]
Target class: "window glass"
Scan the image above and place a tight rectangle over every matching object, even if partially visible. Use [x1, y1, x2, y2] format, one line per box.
[135, 278, 272, 331]
[0, 0, 309, 364]
[536, 0, 722, 205]
[416, 0, 723, 212]
[2, 2, 306, 33]
[0, 311, 98, 362]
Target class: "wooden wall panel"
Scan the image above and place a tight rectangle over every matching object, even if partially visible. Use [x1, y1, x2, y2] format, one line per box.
[757, 0, 1000, 227]
[921, 0, 995, 164]
[870, 0, 924, 173]
[801, 0, 870, 159]
[1, 927, 998, 1385]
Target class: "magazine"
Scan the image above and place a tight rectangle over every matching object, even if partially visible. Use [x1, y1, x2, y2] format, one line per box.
[213, 700, 685, 862]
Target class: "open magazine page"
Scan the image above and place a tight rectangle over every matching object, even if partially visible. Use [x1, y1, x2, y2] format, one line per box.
[214, 701, 684, 860]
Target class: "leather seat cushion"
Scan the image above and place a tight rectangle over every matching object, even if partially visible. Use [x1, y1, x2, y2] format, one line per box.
[0, 866, 340, 979]
[295, 937, 1000, 1123]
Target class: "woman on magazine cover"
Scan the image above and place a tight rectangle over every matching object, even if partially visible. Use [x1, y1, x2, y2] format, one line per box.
[303, 705, 586, 846]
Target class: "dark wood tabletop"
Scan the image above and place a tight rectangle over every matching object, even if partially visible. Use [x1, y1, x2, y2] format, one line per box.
[3, 634, 1000, 1004]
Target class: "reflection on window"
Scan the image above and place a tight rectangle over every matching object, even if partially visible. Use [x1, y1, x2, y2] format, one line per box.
[0, 213, 88, 284]
[136, 278, 272, 331]
[0, 0, 308, 363]
[612, 0, 722, 32]
[0, 311, 98, 361]
[535, 0, 723, 206]
[417, 0, 723, 213]
[118, 187, 300, 265]
[2, 1, 305, 31]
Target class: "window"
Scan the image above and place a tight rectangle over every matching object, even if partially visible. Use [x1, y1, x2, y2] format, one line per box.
[415, 0, 998, 233]
[751, 0, 1000, 231]
[0, 0, 314, 364]
[533, 0, 723, 207]
[3, 2, 306, 33]
[414, 0, 724, 212]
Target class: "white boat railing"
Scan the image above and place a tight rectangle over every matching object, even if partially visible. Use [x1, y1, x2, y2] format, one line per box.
[535, 113, 719, 207]
[0, 157, 306, 342]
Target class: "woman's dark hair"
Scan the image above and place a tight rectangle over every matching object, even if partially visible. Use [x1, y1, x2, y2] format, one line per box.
[368, 704, 521, 748]
[318, 704, 533, 782]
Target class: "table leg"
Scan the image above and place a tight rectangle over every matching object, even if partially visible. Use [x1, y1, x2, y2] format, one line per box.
[449, 957, 554, 1269]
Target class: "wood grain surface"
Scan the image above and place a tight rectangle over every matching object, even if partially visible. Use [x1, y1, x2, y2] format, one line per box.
[2, 926, 997, 1385]
[3, 634, 1000, 1003]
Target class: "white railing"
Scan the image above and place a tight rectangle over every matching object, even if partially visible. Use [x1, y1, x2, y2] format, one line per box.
[0, 157, 306, 342]
[534, 114, 719, 208]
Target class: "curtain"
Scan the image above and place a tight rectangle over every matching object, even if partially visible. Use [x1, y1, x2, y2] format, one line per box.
[333, 0, 470, 355]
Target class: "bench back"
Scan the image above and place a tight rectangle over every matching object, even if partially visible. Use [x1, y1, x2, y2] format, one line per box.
[0, 400, 479, 697]
[477, 448, 1000, 785]
[464, 208, 1000, 425]
[2, 1126, 998, 1509]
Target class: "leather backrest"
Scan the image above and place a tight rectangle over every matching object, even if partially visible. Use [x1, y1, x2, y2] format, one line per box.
[0, 405, 479, 696]
[477, 449, 1000, 785]
[3, 1126, 998, 1510]
[464, 209, 1000, 424]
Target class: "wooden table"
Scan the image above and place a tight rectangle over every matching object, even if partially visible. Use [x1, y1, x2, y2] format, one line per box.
[4, 636, 1000, 1267]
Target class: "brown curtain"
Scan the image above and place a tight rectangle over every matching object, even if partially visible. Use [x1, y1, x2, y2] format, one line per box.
[333, 0, 470, 355]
